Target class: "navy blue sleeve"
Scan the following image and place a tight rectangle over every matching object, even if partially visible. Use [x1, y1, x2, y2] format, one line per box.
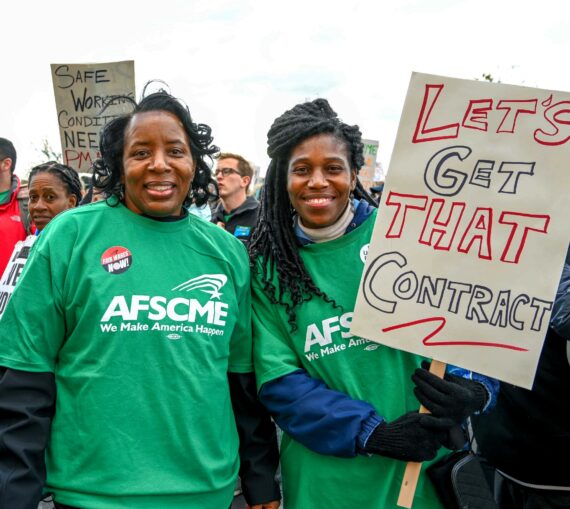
[259, 369, 382, 457]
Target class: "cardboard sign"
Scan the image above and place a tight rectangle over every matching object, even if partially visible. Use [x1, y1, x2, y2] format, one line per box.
[0, 236, 37, 319]
[351, 72, 570, 389]
[51, 60, 135, 172]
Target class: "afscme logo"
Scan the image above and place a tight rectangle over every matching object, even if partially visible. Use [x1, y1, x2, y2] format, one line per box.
[172, 274, 227, 299]
[101, 274, 230, 326]
[101, 295, 228, 325]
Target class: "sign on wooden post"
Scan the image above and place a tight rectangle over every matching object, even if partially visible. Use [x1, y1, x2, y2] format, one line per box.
[351, 72, 570, 507]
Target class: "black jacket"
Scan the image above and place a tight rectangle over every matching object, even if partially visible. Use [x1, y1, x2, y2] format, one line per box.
[472, 258, 570, 487]
[211, 196, 260, 244]
[472, 328, 570, 486]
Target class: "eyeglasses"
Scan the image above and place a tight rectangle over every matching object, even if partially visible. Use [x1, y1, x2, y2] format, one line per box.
[214, 167, 242, 178]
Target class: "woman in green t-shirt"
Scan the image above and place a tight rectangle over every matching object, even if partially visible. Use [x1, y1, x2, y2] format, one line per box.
[0, 161, 81, 320]
[0, 89, 280, 509]
[249, 99, 496, 509]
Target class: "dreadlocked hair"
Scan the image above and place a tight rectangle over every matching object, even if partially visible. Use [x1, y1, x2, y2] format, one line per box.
[92, 83, 219, 209]
[28, 161, 83, 206]
[249, 98, 376, 331]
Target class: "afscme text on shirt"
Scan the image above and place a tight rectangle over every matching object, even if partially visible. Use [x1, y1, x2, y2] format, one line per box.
[100, 295, 228, 330]
[304, 312, 376, 361]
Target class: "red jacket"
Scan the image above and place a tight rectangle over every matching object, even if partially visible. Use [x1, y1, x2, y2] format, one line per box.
[0, 176, 27, 275]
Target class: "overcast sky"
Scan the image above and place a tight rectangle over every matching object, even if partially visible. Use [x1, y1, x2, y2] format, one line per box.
[2, 0, 569, 179]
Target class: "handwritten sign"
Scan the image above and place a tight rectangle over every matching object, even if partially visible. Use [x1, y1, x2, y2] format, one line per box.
[51, 60, 135, 172]
[351, 72, 570, 389]
[0, 236, 37, 320]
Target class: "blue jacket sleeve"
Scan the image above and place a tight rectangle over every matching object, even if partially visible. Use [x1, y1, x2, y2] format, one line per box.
[259, 369, 383, 457]
[551, 255, 570, 340]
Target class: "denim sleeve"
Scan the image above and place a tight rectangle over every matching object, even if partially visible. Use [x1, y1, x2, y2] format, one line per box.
[259, 369, 383, 457]
[551, 259, 570, 340]
[446, 365, 499, 413]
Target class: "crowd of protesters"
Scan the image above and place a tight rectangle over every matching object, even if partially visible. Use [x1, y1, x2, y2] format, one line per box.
[0, 87, 568, 509]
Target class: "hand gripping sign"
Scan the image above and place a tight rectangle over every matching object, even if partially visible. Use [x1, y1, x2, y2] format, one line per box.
[350, 72, 570, 507]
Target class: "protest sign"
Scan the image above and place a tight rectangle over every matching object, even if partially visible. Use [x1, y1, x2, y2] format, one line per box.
[351, 72, 570, 390]
[0, 236, 37, 320]
[358, 138, 379, 192]
[51, 60, 135, 172]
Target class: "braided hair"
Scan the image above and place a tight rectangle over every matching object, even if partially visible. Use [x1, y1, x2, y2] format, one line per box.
[92, 85, 218, 208]
[28, 161, 83, 206]
[249, 98, 376, 330]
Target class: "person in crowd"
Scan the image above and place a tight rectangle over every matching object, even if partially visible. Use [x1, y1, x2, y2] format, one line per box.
[79, 166, 110, 206]
[369, 182, 384, 204]
[0, 89, 280, 509]
[188, 199, 212, 221]
[27, 162, 82, 231]
[0, 137, 30, 274]
[79, 183, 107, 205]
[211, 152, 259, 244]
[0, 161, 81, 319]
[471, 247, 570, 509]
[248, 98, 497, 508]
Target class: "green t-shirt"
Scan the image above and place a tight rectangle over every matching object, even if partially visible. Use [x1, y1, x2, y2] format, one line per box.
[0, 188, 10, 204]
[252, 210, 444, 509]
[0, 201, 253, 509]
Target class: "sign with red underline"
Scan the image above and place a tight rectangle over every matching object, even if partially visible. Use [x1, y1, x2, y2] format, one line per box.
[351, 72, 570, 389]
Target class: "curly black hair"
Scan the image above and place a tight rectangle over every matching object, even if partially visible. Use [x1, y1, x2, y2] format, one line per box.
[28, 161, 83, 206]
[249, 98, 376, 330]
[92, 84, 218, 208]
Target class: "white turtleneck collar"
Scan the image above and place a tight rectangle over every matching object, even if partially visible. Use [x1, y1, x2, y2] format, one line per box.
[296, 201, 355, 243]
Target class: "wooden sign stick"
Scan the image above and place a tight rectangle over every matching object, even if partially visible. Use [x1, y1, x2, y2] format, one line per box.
[397, 359, 446, 508]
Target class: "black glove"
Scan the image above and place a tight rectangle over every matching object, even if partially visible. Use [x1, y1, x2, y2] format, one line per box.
[412, 362, 488, 426]
[363, 411, 452, 462]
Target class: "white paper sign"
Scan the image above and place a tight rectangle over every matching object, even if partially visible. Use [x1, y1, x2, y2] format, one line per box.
[51, 60, 136, 172]
[351, 72, 570, 389]
[0, 236, 37, 319]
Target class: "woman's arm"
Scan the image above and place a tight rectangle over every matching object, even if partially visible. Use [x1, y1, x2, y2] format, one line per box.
[228, 371, 281, 507]
[260, 369, 378, 457]
[260, 369, 450, 462]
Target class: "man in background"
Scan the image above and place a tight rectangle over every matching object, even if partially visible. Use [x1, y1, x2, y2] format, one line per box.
[212, 152, 259, 244]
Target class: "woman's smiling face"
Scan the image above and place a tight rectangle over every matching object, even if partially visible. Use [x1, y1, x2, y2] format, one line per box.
[121, 110, 195, 217]
[287, 133, 356, 229]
